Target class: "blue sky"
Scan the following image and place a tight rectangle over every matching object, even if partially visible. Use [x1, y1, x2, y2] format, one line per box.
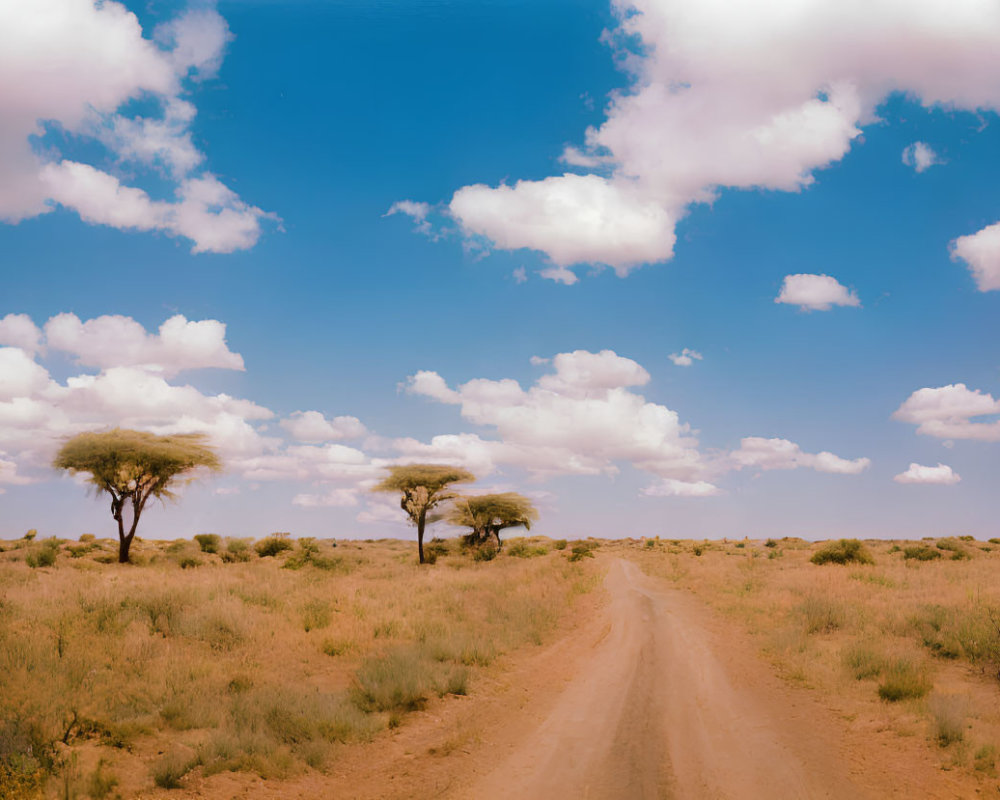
[1, 0, 998, 541]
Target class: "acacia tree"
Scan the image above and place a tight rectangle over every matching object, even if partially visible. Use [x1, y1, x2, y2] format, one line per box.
[446, 492, 539, 551]
[53, 429, 221, 563]
[373, 464, 474, 564]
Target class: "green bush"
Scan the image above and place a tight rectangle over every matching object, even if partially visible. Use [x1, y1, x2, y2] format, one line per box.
[222, 538, 253, 563]
[23, 529, 37, 541]
[764, 538, 778, 548]
[810, 539, 874, 566]
[506, 539, 548, 558]
[25, 538, 60, 568]
[255, 534, 294, 558]
[194, 533, 221, 554]
[552, 539, 567, 550]
[471, 542, 498, 562]
[79, 533, 96, 543]
[179, 557, 202, 569]
[567, 543, 595, 562]
[904, 546, 942, 562]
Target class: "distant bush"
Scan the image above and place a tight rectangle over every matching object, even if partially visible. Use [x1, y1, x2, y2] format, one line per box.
[23, 529, 37, 541]
[255, 533, 294, 558]
[937, 538, 971, 560]
[645, 539, 657, 549]
[567, 542, 595, 563]
[79, 533, 96, 543]
[25, 538, 60, 569]
[959, 535, 975, 542]
[222, 538, 253, 563]
[810, 539, 874, 566]
[903, 545, 942, 562]
[552, 539, 567, 551]
[990, 538, 1000, 545]
[692, 545, 704, 556]
[194, 533, 221, 554]
[764, 538, 778, 548]
[284, 538, 346, 571]
[179, 557, 202, 569]
[506, 539, 549, 558]
[68, 543, 97, 558]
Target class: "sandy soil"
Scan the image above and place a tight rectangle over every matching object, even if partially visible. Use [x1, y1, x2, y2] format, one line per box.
[169, 557, 981, 799]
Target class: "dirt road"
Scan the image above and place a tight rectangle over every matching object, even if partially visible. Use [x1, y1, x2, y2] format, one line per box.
[463, 558, 874, 800]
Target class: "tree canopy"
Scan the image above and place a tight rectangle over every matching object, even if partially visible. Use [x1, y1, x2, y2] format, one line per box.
[373, 463, 474, 564]
[446, 492, 539, 550]
[53, 428, 221, 563]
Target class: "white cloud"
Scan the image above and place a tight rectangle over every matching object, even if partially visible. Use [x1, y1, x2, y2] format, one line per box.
[280, 411, 367, 443]
[512, 267, 528, 284]
[951, 222, 1000, 292]
[432, 0, 1000, 280]
[775, 273, 860, 311]
[894, 462, 961, 485]
[730, 437, 870, 474]
[0, 314, 43, 355]
[893, 383, 1000, 441]
[43, 312, 244, 376]
[405, 350, 705, 482]
[0, 0, 272, 252]
[642, 478, 722, 497]
[292, 487, 360, 508]
[669, 348, 703, 367]
[385, 200, 433, 236]
[902, 141, 941, 173]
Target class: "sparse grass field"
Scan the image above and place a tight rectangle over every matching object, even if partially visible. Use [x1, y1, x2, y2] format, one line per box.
[617, 536, 1000, 784]
[0, 533, 598, 799]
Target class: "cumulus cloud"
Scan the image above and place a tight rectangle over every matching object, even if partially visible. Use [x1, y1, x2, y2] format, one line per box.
[0, 314, 44, 355]
[280, 411, 367, 443]
[894, 462, 961, 485]
[902, 141, 941, 173]
[403, 350, 868, 495]
[0, 0, 273, 252]
[42, 313, 244, 376]
[775, 273, 860, 311]
[951, 222, 1000, 292]
[893, 383, 1000, 441]
[729, 437, 870, 474]
[427, 0, 1000, 282]
[669, 348, 703, 367]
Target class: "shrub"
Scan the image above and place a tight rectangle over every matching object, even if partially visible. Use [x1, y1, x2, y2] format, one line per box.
[506, 539, 549, 558]
[764, 538, 778, 548]
[904, 546, 942, 562]
[799, 594, 846, 634]
[843, 642, 884, 679]
[645, 539, 657, 548]
[25, 538, 60, 568]
[179, 557, 202, 569]
[23, 529, 37, 541]
[810, 539, 874, 566]
[87, 759, 119, 799]
[79, 533, 95, 543]
[152, 751, 198, 789]
[567, 543, 595, 562]
[692, 545, 704, 556]
[255, 533, 294, 558]
[937, 538, 971, 560]
[878, 657, 931, 702]
[552, 539, 567, 550]
[194, 533, 221, 554]
[471, 542, 498, 562]
[222, 538, 253, 563]
[928, 693, 967, 746]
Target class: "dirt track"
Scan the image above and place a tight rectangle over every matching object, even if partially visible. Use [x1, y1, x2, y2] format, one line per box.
[464, 558, 875, 800]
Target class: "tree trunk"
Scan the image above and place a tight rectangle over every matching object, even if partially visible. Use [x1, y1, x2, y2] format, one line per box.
[417, 509, 426, 564]
[116, 504, 140, 564]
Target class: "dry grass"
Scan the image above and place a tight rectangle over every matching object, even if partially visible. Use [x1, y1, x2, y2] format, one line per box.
[0, 534, 597, 797]
[616, 536, 1000, 780]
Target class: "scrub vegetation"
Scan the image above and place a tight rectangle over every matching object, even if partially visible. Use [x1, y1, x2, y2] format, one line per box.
[0, 533, 597, 798]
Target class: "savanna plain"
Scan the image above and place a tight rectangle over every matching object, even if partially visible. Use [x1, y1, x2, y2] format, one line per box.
[3, 532, 1000, 799]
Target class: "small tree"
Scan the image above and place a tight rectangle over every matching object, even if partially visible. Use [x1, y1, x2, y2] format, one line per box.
[373, 464, 474, 564]
[53, 429, 221, 563]
[447, 492, 539, 551]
